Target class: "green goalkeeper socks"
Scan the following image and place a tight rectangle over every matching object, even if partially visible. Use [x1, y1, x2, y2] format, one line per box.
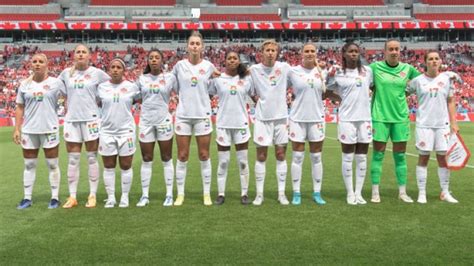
[370, 150, 385, 185]
[393, 152, 408, 186]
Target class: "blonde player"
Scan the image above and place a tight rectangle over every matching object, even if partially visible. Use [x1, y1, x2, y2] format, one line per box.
[288, 43, 327, 206]
[59, 44, 110, 208]
[407, 50, 460, 204]
[14, 53, 64, 209]
[326, 42, 373, 205]
[209, 51, 253, 205]
[172, 31, 217, 206]
[136, 49, 177, 207]
[97, 58, 140, 208]
[250, 39, 292, 205]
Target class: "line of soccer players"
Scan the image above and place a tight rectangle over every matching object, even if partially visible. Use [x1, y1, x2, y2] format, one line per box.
[14, 33, 461, 209]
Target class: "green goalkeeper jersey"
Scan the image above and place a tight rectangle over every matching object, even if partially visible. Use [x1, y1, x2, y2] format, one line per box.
[370, 61, 420, 123]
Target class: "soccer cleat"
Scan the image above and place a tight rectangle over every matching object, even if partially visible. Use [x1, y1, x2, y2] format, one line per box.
[48, 198, 60, 209]
[174, 195, 184, 206]
[253, 194, 264, 206]
[215, 195, 225, 205]
[371, 191, 381, 203]
[440, 192, 458, 203]
[85, 195, 97, 208]
[313, 192, 326, 205]
[278, 194, 290, 205]
[136, 196, 150, 207]
[62, 197, 78, 209]
[119, 194, 129, 208]
[355, 194, 367, 205]
[346, 193, 357, 205]
[417, 192, 427, 204]
[291, 192, 301, 205]
[241, 195, 250, 205]
[203, 194, 212, 206]
[104, 198, 116, 208]
[399, 193, 414, 203]
[17, 199, 32, 210]
[163, 196, 173, 207]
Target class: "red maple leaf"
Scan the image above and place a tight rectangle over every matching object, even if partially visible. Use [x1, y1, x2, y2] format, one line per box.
[363, 22, 380, 29]
[221, 23, 235, 30]
[435, 22, 452, 29]
[327, 22, 343, 30]
[185, 23, 199, 30]
[0, 22, 17, 30]
[256, 23, 270, 30]
[401, 22, 417, 29]
[145, 23, 162, 30]
[70, 23, 87, 30]
[109, 23, 124, 30]
[38, 22, 53, 30]
[292, 22, 308, 30]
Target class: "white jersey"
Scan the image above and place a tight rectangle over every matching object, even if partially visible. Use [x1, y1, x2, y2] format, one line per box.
[59, 66, 110, 122]
[172, 59, 216, 119]
[137, 72, 177, 125]
[288, 65, 326, 122]
[209, 73, 253, 129]
[16, 77, 64, 134]
[408, 72, 454, 128]
[98, 80, 140, 135]
[250, 61, 291, 121]
[326, 66, 373, 122]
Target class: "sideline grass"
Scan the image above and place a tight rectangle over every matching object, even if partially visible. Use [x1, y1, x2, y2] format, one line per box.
[0, 123, 473, 264]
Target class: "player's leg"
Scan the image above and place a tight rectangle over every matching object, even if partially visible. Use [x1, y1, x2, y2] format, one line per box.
[253, 119, 271, 206]
[235, 140, 250, 205]
[370, 121, 390, 203]
[17, 136, 40, 210]
[338, 121, 357, 205]
[174, 118, 193, 206]
[118, 154, 134, 208]
[415, 127, 432, 204]
[44, 139, 61, 209]
[354, 143, 369, 205]
[274, 118, 289, 205]
[309, 141, 325, 205]
[435, 128, 457, 203]
[215, 128, 231, 205]
[196, 124, 213, 206]
[84, 139, 99, 208]
[289, 120, 305, 205]
[392, 121, 412, 203]
[102, 155, 117, 208]
[137, 124, 156, 207]
[63, 121, 82, 208]
[158, 137, 174, 207]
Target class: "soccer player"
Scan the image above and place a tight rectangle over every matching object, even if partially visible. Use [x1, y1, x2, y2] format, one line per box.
[59, 44, 110, 208]
[249, 39, 292, 205]
[209, 51, 253, 205]
[326, 42, 373, 205]
[407, 50, 460, 204]
[370, 39, 420, 203]
[97, 58, 140, 208]
[288, 43, 327, 205]
[14, 53, 64, 209]
[136, 49, 177, 207]
[172, 31, 217, 206]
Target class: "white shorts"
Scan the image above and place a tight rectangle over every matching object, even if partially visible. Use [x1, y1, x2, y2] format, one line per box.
[216, 127, 251, 146]
[338, 121, 373, 144]
[416, 127, 450, 152]
[175, 116, 213, 136]
[21, 132, 60, 149]
[139, 119, 174, 143]
[64, 119, 100, 143]
[253, 118, 288, 146]
[99, 134, 136, 157]
[289, 120, 325, 143]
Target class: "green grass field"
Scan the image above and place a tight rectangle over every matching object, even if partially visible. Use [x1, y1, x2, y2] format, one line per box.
[0, 123, 473, 264]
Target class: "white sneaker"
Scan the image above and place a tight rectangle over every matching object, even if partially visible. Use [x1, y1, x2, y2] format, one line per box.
[355, 194, 367, 205]
[174, 195, 184, 206]
[399, 193, 414, 203]
[278, 194, 289, 205]
[253, 194, 264, 206]
[417, 192, 427, 204]
[136, 196, 149, 207]
[104, 198, 116, 208]
[119, 194, 129, 208]
[440, 192, 458, 203]
[163, 196, 173, 207]
[346, 193, 356, 205]
[371, 191, 381, 203]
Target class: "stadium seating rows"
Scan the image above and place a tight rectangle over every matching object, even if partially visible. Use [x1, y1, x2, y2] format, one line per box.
[0, 0, 48, 5]
[90, 0, 176, 6]
[199, 14, 281, 21]
[0, 14, 60, 21]
[415, 13, 474, 20]
[300, 0, 383, 5]
[216, 0, 262, 6]
[422, 0, 474, 5]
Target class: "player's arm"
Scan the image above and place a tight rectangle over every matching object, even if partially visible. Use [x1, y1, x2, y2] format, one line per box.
[13, 103, 24, 145]
[447, 96, 459, 133]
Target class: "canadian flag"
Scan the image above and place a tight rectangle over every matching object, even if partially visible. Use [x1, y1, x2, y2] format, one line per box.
[140, 22, 174, 30]
[466, 21, 474, 28]
[284, 22, 322, 30]
[67, 22, 102, 30]
[324, 22, 356, 30]
[358, 22, 392, 30]
[250, 22, 283, 30]
[394, 21, 429, 29]
[176, 22, 213, 30]
[431, 21, 464, 29]
[104, 22, 138, 30]
[0, 22, 30, 30]
[214, 22, 249, 30]
[31, 22, 66, 30]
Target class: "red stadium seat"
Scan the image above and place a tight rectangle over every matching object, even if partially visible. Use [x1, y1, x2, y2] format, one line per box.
[301, 0, 383, 5]
[422, 0, 473, 5]
[216, 0, 262, 6]
[0, 13, 60, 21]
[90, 0, 175, 6]
[200, 13, 281, 21]
[0, 0, 48, 5]
[415, 13, 474, 20]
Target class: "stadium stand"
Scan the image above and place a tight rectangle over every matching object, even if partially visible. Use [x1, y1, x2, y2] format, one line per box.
[415, 13, 474, 20]
[90, 0, 176, 6]
[0, 14, 60, 21]
[216, 0, 262, 6]
[300, 0, 384, 6]
[0, 0, 48, 5]
[422, 0, 473, 4]
[199, 14, 281, 21]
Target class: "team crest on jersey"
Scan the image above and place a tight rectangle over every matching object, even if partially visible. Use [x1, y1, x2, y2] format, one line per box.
[43, 85, 50, 90]
[438, 81, 445, 87]
[237, 80, 244, 86]
[159, 79, 166, 85]
[230, 85, 237, 95]
[33, 92, 44, 102]
[199, 69, 206, 75]
[120, 88, 128, 93]
[191, 77, 198, 87]
[275, 69, 281, 76]
[399, 71, 406, 78]
[314, 73, 321, 79]
[84, 74, 91, 80]
[360, 71, 366, 77]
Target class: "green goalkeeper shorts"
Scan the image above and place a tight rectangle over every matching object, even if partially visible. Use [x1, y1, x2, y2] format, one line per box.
[372, 121, 410, 142]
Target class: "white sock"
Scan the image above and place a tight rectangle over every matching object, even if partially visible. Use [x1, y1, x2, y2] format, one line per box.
[342, 153, 354, 194]
[255, 160, 266, 195]
[399, 185, 407, 195]
[23, 158, 38, 200]
[236, 150, 249, 196]
[291, 151, 304, 193]
[121, 168, 133, 196]
[310, 152, 323, 193]
[103, 168, 115, 200]
[372, 184, 380, 195]
[217, 151, 230, 196]
[355, 154, 367, 196]
[140, 161, 153, 198]
[416, 165, 428, 193]
[46, 158, 60, 200]
[163, 159, 174, 197]
[67, 152, 81, 198]
[201, 159, 212, 195]
[176, 160, 187, 196]
[87, 151, 99, 196]
[438, 167, 450, 193]
[276, 160, 287, 194]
